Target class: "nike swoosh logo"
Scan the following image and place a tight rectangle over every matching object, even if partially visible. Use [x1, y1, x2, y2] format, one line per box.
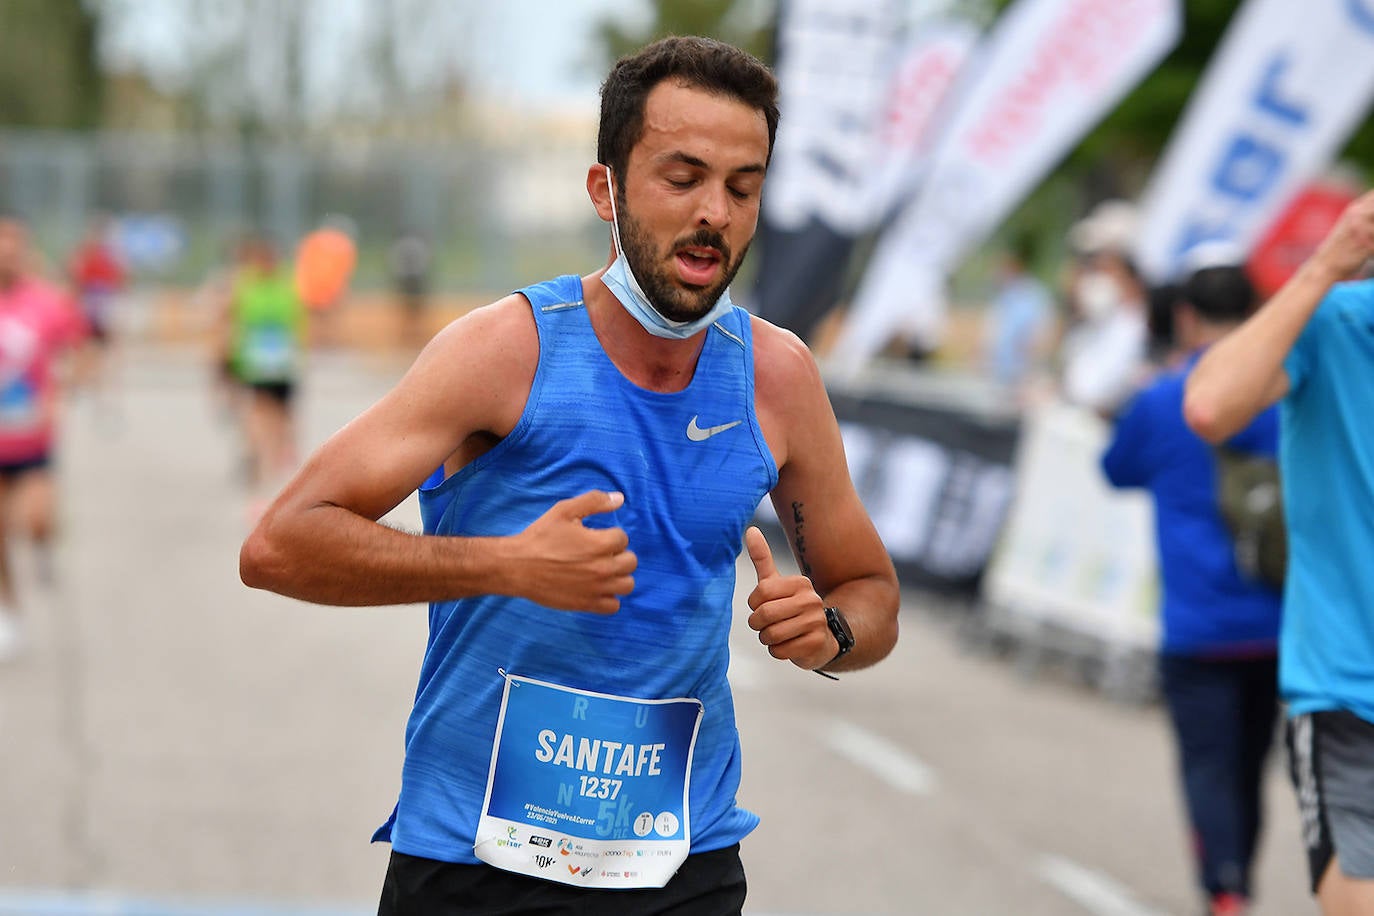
[686, 415, 743, 441]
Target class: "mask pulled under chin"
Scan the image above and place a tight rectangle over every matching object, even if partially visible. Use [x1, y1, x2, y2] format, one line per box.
[601, 168, 735, 340]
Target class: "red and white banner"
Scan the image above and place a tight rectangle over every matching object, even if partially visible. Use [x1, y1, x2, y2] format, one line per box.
[830, 0, 1181, 367]
[1247, 179, 1361, 297]
[1134, 0, 1374, 282]
[862, 19, 980, 225]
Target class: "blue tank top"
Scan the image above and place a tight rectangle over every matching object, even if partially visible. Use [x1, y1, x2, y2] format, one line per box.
[374, 275, 778, 863]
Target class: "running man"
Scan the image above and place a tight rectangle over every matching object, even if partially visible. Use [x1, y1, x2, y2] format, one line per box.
[0, 216, 87, 660]
[1185, 189, 1374, 915]
[66, 215, 127, 408]
[241, 37, 899, 915]
[388, 228, 433, 350]
[222, 235, 305, 504]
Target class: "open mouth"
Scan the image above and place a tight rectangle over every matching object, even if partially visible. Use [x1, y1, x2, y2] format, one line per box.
[675, 247, 722, 286]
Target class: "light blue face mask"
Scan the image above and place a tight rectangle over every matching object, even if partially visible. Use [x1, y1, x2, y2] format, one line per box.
[602, 167, 735, 340]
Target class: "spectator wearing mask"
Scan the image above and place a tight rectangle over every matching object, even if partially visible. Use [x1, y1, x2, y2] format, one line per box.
[1060, 200, 1150, 415]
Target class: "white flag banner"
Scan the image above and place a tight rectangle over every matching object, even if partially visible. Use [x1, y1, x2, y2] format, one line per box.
[763, 0, 908, 236]
[863, 19, 981, 225]
[832, 0, 1181, 367]
[1134, 0, 1374, 282]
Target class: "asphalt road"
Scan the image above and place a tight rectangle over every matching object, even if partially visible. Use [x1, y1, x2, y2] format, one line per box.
[0, 342, 1313, 915]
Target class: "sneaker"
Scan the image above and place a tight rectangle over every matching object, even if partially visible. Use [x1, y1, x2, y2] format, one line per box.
[0, 610, 24, 663]
[1210, 892, 1249, 916]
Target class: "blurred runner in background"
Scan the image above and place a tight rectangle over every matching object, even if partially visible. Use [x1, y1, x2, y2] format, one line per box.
[220, 235, 305, 513]
[67, 215, 127, 424]
[0, 216, 87, 660]
[389, 228, 433, 351]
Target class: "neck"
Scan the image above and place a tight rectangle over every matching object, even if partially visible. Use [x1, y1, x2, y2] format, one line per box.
[583, 270, 707, 392]
[1191, 321, 1239, 350]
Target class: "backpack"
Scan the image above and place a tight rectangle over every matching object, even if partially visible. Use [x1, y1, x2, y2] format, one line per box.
[1213, 445, 1287, 590]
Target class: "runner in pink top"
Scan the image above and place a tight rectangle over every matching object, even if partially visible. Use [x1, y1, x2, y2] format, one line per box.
[0, 216, 86, 660]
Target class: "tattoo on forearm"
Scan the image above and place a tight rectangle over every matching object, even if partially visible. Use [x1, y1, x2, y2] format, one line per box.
[790, 500, 813, 578]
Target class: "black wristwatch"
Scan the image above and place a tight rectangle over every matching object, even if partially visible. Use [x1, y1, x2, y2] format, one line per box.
[822, 606, 854, 667]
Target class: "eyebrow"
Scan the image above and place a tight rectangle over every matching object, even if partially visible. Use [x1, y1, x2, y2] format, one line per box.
[660, 151, 766, 175]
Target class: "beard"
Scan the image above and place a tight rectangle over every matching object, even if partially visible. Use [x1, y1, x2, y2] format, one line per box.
[615, 189, 748, 324]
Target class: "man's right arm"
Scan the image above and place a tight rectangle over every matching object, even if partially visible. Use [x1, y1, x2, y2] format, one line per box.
[1184, 188, 1374, 442]
[239, 295, 636, 611]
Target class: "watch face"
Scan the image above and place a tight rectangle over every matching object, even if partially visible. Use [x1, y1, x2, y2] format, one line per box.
[826, 607, 854, 653]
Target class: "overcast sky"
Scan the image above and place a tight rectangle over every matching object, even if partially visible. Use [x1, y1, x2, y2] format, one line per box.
[95, 0, 652, 119]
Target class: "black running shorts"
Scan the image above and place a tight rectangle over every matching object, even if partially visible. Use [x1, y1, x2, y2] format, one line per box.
[1287, 709, 1374, 893]
[377, 843, 746, 916]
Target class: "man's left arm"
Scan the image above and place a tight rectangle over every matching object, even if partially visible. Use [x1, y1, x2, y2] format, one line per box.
[748, 321, 900, 675]
[1100, 389, 1154, 489]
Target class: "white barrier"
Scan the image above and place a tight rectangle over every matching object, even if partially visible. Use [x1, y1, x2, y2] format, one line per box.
[981, 401, 1160, 654]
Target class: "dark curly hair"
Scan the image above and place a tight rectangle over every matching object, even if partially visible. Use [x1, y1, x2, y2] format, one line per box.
[1185, 265, 1257, 323]
[597, 36, 779, 181]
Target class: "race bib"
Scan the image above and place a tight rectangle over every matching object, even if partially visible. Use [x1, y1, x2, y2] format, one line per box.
[0, 377, 39, 431]
[474, 673, 703, 888]
[242, 327, 295, 380]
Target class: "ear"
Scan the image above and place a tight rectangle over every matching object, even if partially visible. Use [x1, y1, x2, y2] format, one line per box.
[587, 165, 614, 223]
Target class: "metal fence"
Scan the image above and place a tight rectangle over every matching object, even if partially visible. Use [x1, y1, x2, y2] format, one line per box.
[0, 128, 607, 294]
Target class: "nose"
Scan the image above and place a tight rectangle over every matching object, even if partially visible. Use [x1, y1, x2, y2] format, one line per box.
[697, 183, 731, 229]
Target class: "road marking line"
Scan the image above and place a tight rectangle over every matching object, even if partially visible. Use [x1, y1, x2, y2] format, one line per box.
[727, 648, 767, 689]
[0, 890, 367, 916]
[0, 891, 826, 916]
[823, 720, 936, 795]
[1034, 855, 1168, 916]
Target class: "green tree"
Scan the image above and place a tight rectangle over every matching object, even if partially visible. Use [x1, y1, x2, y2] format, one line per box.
[594, 0, 774, 66]
[0, 0, 105, 129]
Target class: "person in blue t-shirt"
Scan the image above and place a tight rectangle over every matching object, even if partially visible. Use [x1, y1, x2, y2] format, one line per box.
[1186, 190, 1374, 916]
[1103, 262, 1281, 916]
[982, 236, 1054, 393]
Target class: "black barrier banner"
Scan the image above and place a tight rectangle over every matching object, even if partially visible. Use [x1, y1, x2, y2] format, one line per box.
[751, 218, 858, 344]
[756, 388, 1020, 598]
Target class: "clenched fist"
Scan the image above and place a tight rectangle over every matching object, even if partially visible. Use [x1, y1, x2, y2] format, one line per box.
[744, 526, 836, 671]
[511, 490, 637, 614]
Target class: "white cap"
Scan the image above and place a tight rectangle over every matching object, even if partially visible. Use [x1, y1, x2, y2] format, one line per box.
[1179, 239, 1246, 276]
[1068, 199, 1140, 256]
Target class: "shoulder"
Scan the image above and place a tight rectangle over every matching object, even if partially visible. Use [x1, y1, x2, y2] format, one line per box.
[1322, 278, 1374, 320]
[749, 315, 823, 417]
[748, 316, 832, 471]
[1294, 279, 1374, 357]
[426, 292, 538, 373]
[21, 278, 72, 315]
[1117, 370, 1181, 426]
[393, 292, 538, 436]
